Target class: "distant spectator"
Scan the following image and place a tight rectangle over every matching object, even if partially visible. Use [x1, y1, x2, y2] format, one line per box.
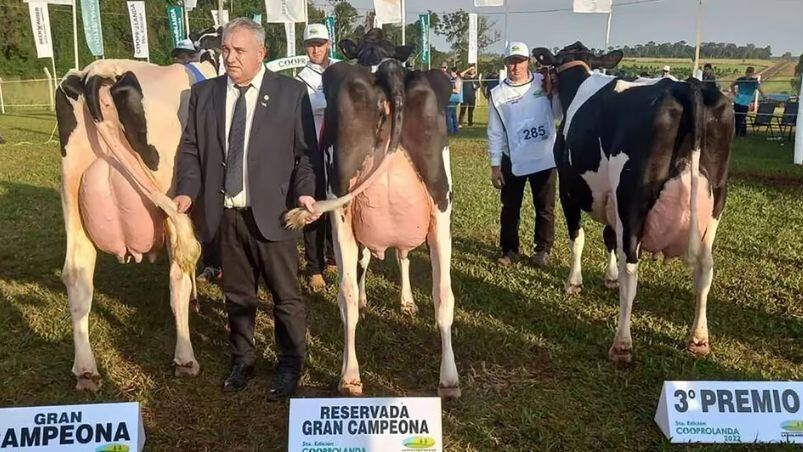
[483, 71, 500, 99]
[171, 39, 199, 64]
[459, 65, 479, 127]
[661, 65, 678, 81]
[730, 66, 766, 137]
[702, 63, 717, 84]
[446, 66, 462, 135]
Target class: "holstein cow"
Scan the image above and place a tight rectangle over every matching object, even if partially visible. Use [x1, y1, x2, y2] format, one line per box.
[284, 29, 460, 398]
[531, 43, 733, 364]
[56, 29, 221, 391]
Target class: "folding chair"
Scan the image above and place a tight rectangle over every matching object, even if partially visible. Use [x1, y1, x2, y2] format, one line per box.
[776, 101, 798, 141]
[749, 101, 779, 139]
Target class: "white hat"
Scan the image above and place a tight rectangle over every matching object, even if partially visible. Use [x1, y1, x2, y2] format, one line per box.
[662, 65, 671, 72]
[174, 39, 196, 52]
[505, 41, 530, 60]
[303, 23, 330, 43]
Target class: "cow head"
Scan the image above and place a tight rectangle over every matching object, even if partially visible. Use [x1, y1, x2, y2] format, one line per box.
[338, 28, 414, 67]
[532, 41, 622, 72]
[191, 26, 223, 75]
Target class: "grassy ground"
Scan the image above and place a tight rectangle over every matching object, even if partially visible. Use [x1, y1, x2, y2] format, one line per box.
[1, 111, 802, 451]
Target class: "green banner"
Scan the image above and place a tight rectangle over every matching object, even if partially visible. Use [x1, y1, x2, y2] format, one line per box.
[419, 13, 430, 67]
[80, 0, 104, 57]
[325, 16, 337, 59]
[166, 5, 185, 48]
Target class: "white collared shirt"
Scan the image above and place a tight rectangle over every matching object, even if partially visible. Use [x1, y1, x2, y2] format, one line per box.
[223, 63, 266, 208]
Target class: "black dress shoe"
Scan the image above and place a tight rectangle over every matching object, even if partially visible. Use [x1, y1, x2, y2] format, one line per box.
[267, 372, 299, 401]
[222, 363, 254, 392]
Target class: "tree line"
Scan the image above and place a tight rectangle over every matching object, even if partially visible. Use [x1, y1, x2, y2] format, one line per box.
[614, 40, 773, 60]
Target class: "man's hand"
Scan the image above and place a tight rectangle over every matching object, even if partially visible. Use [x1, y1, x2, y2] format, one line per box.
[491, 166, 505, 189]
[173, 195, 192, 213]
[298, 195, 322, 223]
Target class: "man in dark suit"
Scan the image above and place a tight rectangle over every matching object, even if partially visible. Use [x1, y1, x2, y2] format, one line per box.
[173, 17, 321, 401]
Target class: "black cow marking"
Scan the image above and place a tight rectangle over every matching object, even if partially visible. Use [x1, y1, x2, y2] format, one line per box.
[110, 71, 160, 171]
[55, 74, 83, 157]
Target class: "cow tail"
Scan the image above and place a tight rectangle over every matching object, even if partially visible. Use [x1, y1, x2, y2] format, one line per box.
[375, 58, 406, 157]
[684, 80, 704, 266]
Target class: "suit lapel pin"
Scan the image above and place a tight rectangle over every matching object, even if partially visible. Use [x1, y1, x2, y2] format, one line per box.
[260, 94, 269, 107]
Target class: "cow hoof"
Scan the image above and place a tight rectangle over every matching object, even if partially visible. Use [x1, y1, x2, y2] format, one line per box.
[75, 373, 101, 392]
[688, 339, 711, 356]
[308, 274, 326, 293]
[608, 344, 633, 367]
[565, 283, 583, 295]
[604, 278, 619, 290]
[339, 380, 363, 397]
[400, 302, 418, 317]
[190, 298, 200, 314]
[174, 360, 200, 377]
[438, 385, 461, 400]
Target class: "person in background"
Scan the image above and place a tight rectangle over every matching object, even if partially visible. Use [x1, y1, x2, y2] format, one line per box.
[459, 65, 479, 127]
[702, 63, 717, 85]
[730, 66, 766, 137]
[661, 65, 678, 81]
[442, 64, 459, 135]
[487, 42, 560, 268]
[171, 39, 199, 65]
[296, 23, 338, 293]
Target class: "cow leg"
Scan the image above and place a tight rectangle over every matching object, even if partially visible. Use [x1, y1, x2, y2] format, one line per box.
[331, 206, 363, 396]
[169, 259, 199, 377]
[688, 217, 719, 355]
[609, 218, 640, 366]
[603, 225, 619, 289]
[397, 250, 418, 316]
[562, 193, 584, 295]
[357, 245, 371, 314]
[427, 205, 460, 399]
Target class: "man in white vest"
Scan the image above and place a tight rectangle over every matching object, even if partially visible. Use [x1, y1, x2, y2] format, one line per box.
[487, 41, 561, 267]
[297, 23, 339, 291]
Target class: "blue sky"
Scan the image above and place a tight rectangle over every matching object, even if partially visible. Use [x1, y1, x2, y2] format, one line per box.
[310, 0, 803, 56]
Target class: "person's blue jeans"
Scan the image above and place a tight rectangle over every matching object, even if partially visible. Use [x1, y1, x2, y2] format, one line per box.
[446, 105, 459, 135]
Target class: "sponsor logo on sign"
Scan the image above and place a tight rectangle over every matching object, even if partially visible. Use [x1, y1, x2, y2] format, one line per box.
[402, 436, 436, 449]
[782, 421, 803, 432]
[96, 444, 130, 452]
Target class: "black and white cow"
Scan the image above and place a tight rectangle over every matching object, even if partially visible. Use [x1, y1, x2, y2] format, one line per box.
[284, 29, 460, 398]
[531, 42, 733, 364]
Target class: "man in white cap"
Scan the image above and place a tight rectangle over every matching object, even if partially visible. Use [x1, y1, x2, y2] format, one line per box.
[297, 23, 339, 291]
[661, 65, 678, 81]
[171, 39, 199, 64]
[487, 41, 561, 267]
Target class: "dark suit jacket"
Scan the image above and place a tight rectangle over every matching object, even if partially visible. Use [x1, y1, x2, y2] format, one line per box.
[176, 69, 320, 243]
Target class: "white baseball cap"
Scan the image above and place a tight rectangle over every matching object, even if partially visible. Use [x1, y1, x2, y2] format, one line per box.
[303, 23, 330, 43]
[174, 39, 196, 52]
[662, 65, 671, 72]
[505, 41, 530, 61]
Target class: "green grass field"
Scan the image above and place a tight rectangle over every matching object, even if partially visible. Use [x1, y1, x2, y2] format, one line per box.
[1, 112, 802, 451]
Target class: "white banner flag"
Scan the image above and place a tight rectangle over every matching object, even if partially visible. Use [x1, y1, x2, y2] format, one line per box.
[265, 0, 307, 23]
[285, 22, 296, 57]
[474, 0, 504, 6]
[468, 13, 478, 64]
[127, 1, 149, 59]
[573, 0, 612, 13]
[211, 9, 230, 27]
[27, 1, 53, 59]
[374, 0, 401, 26]
[184, 0, 197, 11]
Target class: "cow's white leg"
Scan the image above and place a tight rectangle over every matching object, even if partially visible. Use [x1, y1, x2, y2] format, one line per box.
[609, 219, 639, 366]
[427, 205, 460, 399]
[357, 245, 371, 313]
[689, 217, 719, 356]
[169, 260, 199, 376]
[331, 206, 363, 396]
[603, 225, 619, 289]
[565, 227, 585, 294]
[397, 250, 418, 316]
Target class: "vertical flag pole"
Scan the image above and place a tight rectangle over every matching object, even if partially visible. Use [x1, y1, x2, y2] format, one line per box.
[183, 2, 190, 38]
[51, 57, 58, 97]
[400, 0, 406, 46]
[692, 0, 703, 76]
[304, 0, 309, 26]
[72, 0, 79, 69]
[794, 75, 803, 164]
[604, 9, 612, 51]
[427, 12, 431, 70]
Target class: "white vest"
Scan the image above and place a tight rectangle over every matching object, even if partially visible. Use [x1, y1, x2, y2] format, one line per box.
[489, 73, 557, 176]
[296, 59, 339, 138]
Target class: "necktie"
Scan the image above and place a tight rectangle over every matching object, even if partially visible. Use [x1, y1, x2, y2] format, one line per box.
[225, 84, 250, 197]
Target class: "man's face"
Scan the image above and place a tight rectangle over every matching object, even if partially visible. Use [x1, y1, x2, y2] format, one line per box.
[505, 57, 529, 81]
[222, 27, 266, 85]
[441, 65, 448, 74]
[305, 40, 330, 65]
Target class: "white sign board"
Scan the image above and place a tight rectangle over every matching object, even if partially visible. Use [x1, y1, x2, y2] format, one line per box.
[288, 397, 443, 452]
[266, 56, 309, 72]
[126, 1, 149, 59]
[467, 13, 478, 65]
[0, 402, 144, 450]
[573, 0, 612, 13]
[27, 1, 53, 59]
[474, 0, 504, 6]
[655, 381, 803, 443]
[265, 0, 307, 23]
[374, 0, 401, 26]
[211, 9, 229, 27]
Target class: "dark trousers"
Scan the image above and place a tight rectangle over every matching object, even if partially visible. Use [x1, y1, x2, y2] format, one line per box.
[459, 102, 475, 126]
[220, 208, 305, 372]
[201, 231, 221, 269]
[734, 103, 749, 136]
[500, 155, 557, 254]
[303, 213, 334, 274]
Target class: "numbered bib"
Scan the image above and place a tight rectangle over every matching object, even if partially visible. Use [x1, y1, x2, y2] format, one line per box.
[518, 121, 550, 146]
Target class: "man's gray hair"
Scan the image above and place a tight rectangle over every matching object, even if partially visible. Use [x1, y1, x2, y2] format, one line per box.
[221, 17, 266, 47]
